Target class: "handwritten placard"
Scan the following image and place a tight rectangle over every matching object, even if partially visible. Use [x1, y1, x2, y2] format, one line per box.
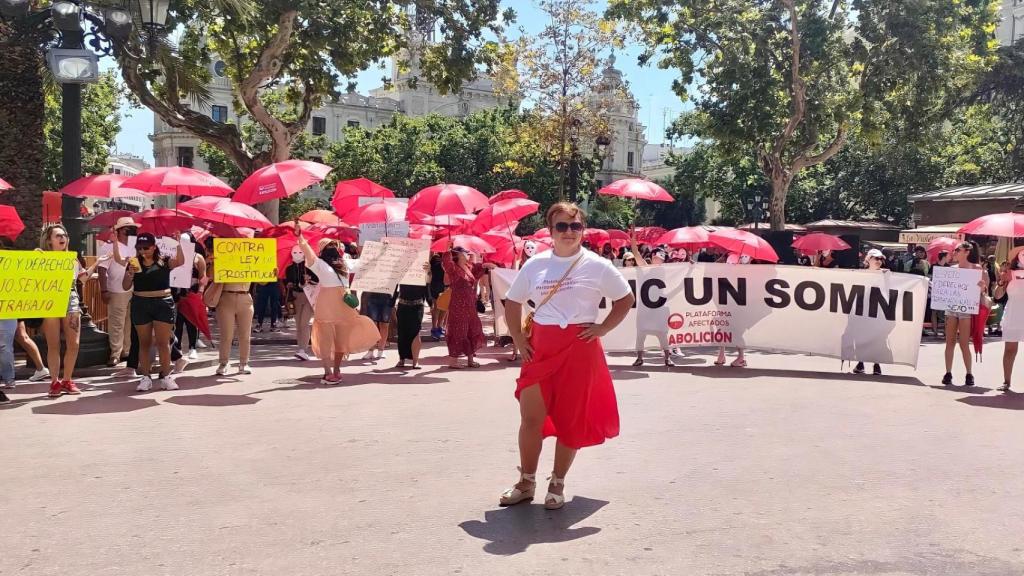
[213, 238, 278, 283]
[931, 266, 982, 315]
[383, 237, 431, 286]
[351, 239, 422, 294]
[0, 250, 77, 319]
[359, 221, 410, 245]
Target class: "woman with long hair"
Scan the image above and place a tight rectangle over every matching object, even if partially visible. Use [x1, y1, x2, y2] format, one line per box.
[112, 232, 185, 391]
[942, 241, 988, 387]
[295, 225, 379, 383]
[441, 245, 494, 369]
[501, 202, 635, 510]
[39, 224, 103, 397]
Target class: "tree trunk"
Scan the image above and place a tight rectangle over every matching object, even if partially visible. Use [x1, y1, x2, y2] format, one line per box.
[768, 174, 790, 231]
[0, 26, 46, 249]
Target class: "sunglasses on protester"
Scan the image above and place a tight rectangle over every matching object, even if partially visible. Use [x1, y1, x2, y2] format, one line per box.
[553, 222, 585, 233]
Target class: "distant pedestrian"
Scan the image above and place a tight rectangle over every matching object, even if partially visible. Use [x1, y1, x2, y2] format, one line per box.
[441, 244, 494, 369]
[995, 248, 1024, 392]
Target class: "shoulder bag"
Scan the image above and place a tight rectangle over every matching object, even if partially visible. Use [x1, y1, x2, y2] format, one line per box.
[521, 255, 583, 338]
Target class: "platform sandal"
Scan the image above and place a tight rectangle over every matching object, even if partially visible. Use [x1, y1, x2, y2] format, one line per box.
[499, 467, 536, 507]
[544, 474, 566, 510]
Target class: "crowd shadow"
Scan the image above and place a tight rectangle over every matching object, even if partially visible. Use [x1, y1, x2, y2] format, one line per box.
[956, 391, 1024, 410]
[164, 394, 262, 408]
[458, 496, 608, 555]
[31, 392, 159, 416]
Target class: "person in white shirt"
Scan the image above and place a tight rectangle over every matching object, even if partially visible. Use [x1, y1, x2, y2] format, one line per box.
[499, 202, 635, 511]
[98, 217, 137, 367]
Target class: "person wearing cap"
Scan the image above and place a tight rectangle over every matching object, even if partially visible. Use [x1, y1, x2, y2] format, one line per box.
[441, 244, 494, 369]
[852, 249, 887, 375]
[99, 217, 138, 367]
[112, 230, 185, 391]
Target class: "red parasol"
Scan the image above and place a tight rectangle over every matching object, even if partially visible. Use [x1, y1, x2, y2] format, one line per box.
[607, 229, 631, 250]
[471, 198, 539, 234]
[488, 189, 529, 204]
[138, 208, 198, 237]
[191, 220, 242, 239]
[656, 226, 711, 249]
[310, 224, 359, 244]
[597, 178, 673, 202]
[409, 183, 488, 216]
[274, 231, 326, 279]
[409, 224, 437, 240]
[88, 210, 136, 228]
[0, 177, 12, 191]
[926, 236, 960, 264]
[430, 234, 495, 254]
[342, 200, 408, 225]
[709, 229, 780, 263]
[583, 228, 610, 248]
[411, 212, 476, 229]
[792, 232, 851, 253]
[233, 160, 332, 205]
[178, 196, 272, 230]
[122, 167, 233, 198]
[298, 209, 342, 225]
[530, 227, 551, 239]
[59, 174, 155, 199]
[635, 226, 668, 245]
[0, 205, 25, 241]
[331, 178, 395, 216]
[958, 213, 1024, 237]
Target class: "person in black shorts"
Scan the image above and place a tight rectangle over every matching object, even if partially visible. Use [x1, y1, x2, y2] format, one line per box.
[428, 253, 447, 340]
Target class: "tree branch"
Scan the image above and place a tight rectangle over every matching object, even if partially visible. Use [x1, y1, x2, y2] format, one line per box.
[285, 78, 318, 139]
[239, 9, 298, 163]
[772, 0, 806, 159]
[793, 124, 848, 171]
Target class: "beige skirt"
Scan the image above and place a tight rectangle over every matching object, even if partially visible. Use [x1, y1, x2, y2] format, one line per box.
[311, 286, 380, 357]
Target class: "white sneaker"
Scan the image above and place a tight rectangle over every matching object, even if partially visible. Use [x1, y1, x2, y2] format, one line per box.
[187, 349, 198, 361]
[376, 348, 386, 359]
[362, 350, 376, 360]
[136, 376, 153, 392]
[160, 375, 178, 390]
[238, 365, 253, 375]
[196, 338, 208, 349]
[29, 368, 50, 382]
[172, 357, 189, 374]
[215, 364, 229, 376]
[295, 350, 310, 361]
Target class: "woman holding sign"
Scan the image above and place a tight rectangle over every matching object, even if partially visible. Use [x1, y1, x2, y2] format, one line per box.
[501, 202, 635, 510]
[295, 225, 379, 384]
[994, 247, 1024, 392]
[112, 232, 185, 391]
[942, 241, 988, 387]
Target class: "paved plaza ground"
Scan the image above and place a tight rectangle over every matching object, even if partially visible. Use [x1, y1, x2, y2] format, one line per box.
[2, 332, 1024, 576]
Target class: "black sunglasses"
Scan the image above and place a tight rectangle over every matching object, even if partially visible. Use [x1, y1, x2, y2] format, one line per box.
[553, 222, 585, 233]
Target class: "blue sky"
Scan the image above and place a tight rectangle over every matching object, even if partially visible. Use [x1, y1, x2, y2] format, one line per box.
[111, 1, 687, 164]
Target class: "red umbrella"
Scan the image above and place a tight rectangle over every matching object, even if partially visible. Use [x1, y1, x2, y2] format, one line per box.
[0, 177, 12, 191]
[138, 208, 198, 237]
[409, 224, 437, 239]
[430, 234, 495, 254]
[298, 209, 342, 225]
[274, 231, 326, 279]
[59, 174, 154, 199]
[598, 178, 673, 202]
[88, 210, 136, 228]
[958, 213, 1024, 237]
[342, 200, 408, 225]
[262, 221, 313, 238]
[635, 226, 668, 245]
[530, 227, 551, 239]
[791, 232, 851, 252]
[412, 212, 476, 229]
[331, 178, 395, 216]
[0, 205, 25, 241]
[607, 229, 631, 249]
[233, 160, 332, 205]
[926, 236, 960, 264]
[471, 198, 539, 234]
[310, 224, 360, 244]
[657, 226, 711, 248]
[489, 189, 529, 204]
[122, 167, 233, 198]
[709, 229, 780, 263]
[481, 232, 522, 266]
[409, 183, 488, 216]
[584, 228, 610, 247]
[178, 197, 272, 230]
[191, 220, 242, 239]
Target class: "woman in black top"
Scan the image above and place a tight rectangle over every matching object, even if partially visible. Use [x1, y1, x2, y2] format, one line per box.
[396, 263, 431, 369]
[113, 232, 185, 392]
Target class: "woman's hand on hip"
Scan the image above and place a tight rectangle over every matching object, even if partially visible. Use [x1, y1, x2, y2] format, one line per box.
[577, 323, 608, 342]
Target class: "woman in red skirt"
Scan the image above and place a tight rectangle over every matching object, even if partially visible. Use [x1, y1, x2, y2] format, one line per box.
[500, 202, 635, 510]
[441, 245, 495, 369]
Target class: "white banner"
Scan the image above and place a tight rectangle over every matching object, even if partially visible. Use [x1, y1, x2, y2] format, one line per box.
[490, 262, 929, 367]
[351, 238, 422, 295]
[931, 266, 982, 314]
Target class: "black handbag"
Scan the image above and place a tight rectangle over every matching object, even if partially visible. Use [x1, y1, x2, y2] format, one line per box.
[476, 298, 486, 314]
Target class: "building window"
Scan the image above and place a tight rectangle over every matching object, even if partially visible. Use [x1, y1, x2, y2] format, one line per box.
[211, 105, 228, 123]
[347, 120, 360, 128]
[627, 151, 635, 172]
[177, 146, 194, 168]
[312, 116, 327, 136]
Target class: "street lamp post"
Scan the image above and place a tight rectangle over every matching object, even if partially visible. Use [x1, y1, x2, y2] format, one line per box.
[745, 192, 770, 230]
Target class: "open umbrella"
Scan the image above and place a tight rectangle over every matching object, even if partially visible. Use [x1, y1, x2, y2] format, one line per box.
[262, 221, 313, 238]
[635, 226, 668, 245]
[489, 189, 529, 204]
[298, 209, 342, 225]
[0, 177, 12, 191]
[430, 234, 495, 254]
[926, 236, 960, 264]
[709, 229, 780, 263]
[471, 198, 539, 234]
[234, 160, 332, 205]
[0, 205, 25, 241]
[408, 224, 437, 240]
[792, 232, 851, 253]
[138, 208, 198, 237]
[530, 227, 551, 239]
[958, 213, 1024, 237]
[87, 210, 136, 228]
[310, 224, 360, 244]
[178, 196, 272, 230]
[331, 178, 395, 216]
[656, 226, 711, 249]
[122, 167, 233, 197]
[409, 183, 488, 216]
[584, 228, 610, 248]
[59, 174, 153, 199]
[597, 178, 673, 202]
[342, 199, 408, 225]
[410, 212, 476, 228]
[607, 229, 631, 250]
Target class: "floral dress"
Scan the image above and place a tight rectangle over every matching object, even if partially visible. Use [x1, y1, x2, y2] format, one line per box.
[441, 253, 486, 358]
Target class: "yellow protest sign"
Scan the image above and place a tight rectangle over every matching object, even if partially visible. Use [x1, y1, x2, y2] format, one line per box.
[0, 250, 76, 319]
[213, 238, 278, 283]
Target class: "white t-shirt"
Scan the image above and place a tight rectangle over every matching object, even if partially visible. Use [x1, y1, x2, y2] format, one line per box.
[310, 258, 349, 288]
[98, 242, 131, 294]
[505, 249, 632, 327]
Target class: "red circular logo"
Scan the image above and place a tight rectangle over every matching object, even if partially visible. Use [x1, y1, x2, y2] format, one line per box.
[667, 313, 684, 330]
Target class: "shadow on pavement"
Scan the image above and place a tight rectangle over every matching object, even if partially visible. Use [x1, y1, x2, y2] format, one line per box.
[956, 391, 1024, 410]
[31, 393, 159, 416]
[927, 384, 994, 395]
[164, 394, 262, 407]
[458, 496, 608, 555]
[663, 365, 926, 387]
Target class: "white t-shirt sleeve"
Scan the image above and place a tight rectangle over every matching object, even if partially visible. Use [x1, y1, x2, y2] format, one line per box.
[600, 261, 632, 300]
[505, 261, 534, 303]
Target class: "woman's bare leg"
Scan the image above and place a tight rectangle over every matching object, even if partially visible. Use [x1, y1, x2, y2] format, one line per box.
[944, 317, 958, 373]
[60, 314, 81, 381]
[41, 318, 61, 383]
[152, 321, 173, 378]
[958, 317, 973, 374]
[517, 384, 546, 476]
[1003, 342, 1018, 385]
[15, 321, 44, 370]
[137, 323, 154, 377]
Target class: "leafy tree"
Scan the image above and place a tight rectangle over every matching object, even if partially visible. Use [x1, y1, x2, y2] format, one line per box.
[608, 0, 1001, 230]
[637, 176, 707, 230]
[111, 0, 508, 221]
[971, 38, 1024, 179]
[43, 71, 123, 190]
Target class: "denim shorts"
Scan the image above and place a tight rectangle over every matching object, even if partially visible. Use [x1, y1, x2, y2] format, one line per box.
[947, 311, 974, 320]
[131, 295, 176, 325]
[67, 290, 81, 315]
[363, 292, 394, 323]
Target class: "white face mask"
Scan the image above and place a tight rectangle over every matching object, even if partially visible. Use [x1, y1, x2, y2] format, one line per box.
[291, 248, 304, 263]
[739, 255, 752, 264]
[523, 241, 537, 257]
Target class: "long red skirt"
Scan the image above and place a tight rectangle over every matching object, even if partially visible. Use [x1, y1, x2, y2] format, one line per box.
[515, 324, 620, 449]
